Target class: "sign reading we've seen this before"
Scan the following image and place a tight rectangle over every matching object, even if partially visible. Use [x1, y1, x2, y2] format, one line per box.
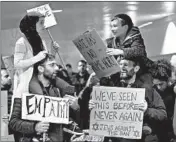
[72, 29, 120, 78]
[89, 86, 145, 139]
[22, 93, 69, 124]
[27, 4, 57, 28]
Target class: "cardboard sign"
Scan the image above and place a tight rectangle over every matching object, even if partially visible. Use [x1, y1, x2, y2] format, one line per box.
[22, 93, 69, 124]
[89, 86, 145, 139]
[73, 29, 120, 78]
[27, 4, 57, 28]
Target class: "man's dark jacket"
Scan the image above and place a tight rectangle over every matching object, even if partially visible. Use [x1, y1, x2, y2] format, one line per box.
[9, 75, 75, 142]
[72, 71, 90, 96]
[104, 72, 167, 142]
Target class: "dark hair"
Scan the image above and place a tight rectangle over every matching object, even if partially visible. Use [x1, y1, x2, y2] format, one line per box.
[152, 59, 172, 81]
[111, 13, 133, 33]
[58, 65, 63, 69]
[66, 63, 72, 68]
[20, 12, 45, 56]
[34, 54, 55, 74]
[78, 60, 87, 65]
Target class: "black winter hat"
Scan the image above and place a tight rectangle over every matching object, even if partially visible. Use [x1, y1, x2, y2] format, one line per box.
[122, 54, 154, 73]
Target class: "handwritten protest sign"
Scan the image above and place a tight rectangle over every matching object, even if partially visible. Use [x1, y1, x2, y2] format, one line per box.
[89, 86, 145, 139]
[22, 93, 69, 124]
[27, 4, 57, 28]
[73, 29, 120, 78]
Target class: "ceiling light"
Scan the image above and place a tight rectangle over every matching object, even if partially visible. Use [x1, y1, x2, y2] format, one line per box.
[127, 5, 138, 11]
[126, 2, 139, 5]
[163, 2, 175, 13]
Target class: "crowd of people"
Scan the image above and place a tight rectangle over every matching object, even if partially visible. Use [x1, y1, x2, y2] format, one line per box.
[1, 11, 176, 142]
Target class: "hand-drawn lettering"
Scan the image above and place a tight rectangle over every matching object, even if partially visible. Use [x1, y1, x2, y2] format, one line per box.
[91, 60, 105, 71]
[102, 56, 116, 69]
[89, 87, 145, 139]
[119, 112, 143, 122]
[43, 97, 50, 117]
[26, 95, 35, 115]
[34, 96, 42, 114]
[87, 49, 97, 60]
[49, 102, 56, 117]
[95, 102, 109, 109]
[119, 92, 137, 101]
[94, 111, 118, 120]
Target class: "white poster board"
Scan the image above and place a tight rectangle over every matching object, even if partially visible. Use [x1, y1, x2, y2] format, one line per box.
[89, 86, 145, 139]
[73, 29, 120, 78]
[27, 4, 57, 28]
[22, 93, 69, 124]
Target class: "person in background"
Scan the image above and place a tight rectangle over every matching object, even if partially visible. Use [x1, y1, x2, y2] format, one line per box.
[9, 54, 79, 142]
[58, 65, 63, 70]
[1, 68, 12, 91]
[106, 13, 147, 63]
[72, 60, 90, 96]
[57, 64, 72, 84]
[170, 55, 176, 141]
[152, 59, 176, 142]
[66, 63, 76, 85]
[170, 55, 176, 81]
[1, 68, 13, 124]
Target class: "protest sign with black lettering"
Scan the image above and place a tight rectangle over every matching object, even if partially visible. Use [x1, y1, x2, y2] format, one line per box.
[89, 86, 145, 139]
[72, 29, 120, 78]
[27, 4, 57, 28]
[22, 93, 69, 124]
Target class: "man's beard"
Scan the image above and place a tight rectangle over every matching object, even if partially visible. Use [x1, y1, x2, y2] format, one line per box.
[43, 73, 56, 80]
[1, 84, 11, 90]
[120, 68, 135, 80]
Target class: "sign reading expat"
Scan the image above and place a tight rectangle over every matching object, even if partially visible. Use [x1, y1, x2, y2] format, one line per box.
[89, 86, 145, 139]
[22, 93, 69, 124]
[72, 29, 120, 78]
[27, 4, 57, 28]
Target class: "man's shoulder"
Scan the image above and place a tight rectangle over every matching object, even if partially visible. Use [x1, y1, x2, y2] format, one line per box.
[29, 75, 43, 94]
